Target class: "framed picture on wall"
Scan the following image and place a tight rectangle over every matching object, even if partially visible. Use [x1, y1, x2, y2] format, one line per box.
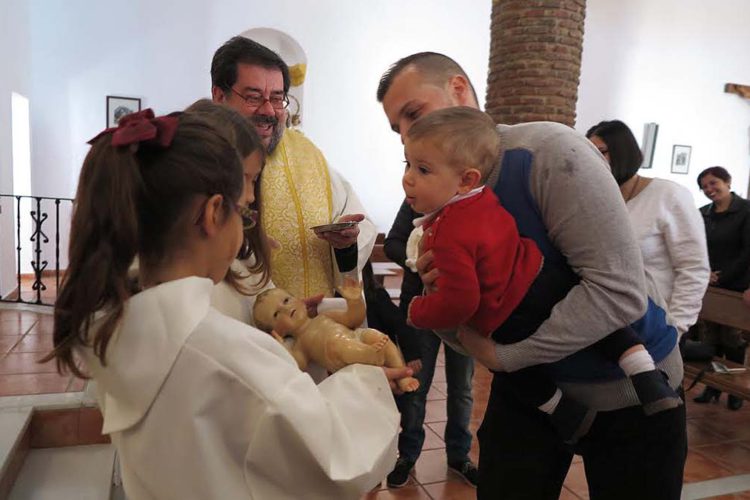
[670, 145, 691, 174]
[106, 96, 142, 128]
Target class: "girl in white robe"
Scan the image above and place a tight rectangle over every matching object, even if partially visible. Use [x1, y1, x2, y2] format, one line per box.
[46, 106, 401, 500]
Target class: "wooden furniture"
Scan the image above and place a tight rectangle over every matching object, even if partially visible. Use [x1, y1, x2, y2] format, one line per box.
[684, 287, 750, 400]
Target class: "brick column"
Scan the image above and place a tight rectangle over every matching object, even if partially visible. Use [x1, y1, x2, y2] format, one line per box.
[486, 0, 586, 127]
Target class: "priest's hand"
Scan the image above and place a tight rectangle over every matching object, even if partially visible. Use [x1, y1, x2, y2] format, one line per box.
[316, 213, 364, 249]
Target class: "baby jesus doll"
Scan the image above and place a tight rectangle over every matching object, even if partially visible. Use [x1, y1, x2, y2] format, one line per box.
[253, 280, 420, 393]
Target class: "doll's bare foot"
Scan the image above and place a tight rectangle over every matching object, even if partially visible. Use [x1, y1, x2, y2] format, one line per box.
[397, 377, 420, 393]
[371, 336, 389, 352]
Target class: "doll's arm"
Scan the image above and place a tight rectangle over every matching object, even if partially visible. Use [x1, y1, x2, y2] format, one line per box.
[321, 279, 366, 329]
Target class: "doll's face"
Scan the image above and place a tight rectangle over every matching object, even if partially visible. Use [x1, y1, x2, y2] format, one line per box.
[254, 288, 308, 335]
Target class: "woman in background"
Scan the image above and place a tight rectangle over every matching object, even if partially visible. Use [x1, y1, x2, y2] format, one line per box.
[693, 166, 750, 410]
[586, 120, 709, 339]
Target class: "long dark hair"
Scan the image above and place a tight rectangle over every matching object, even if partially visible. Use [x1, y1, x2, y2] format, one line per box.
[46, 112, 244, 377]
[586, 120, 643, 186]
[185, 99, 271, 291]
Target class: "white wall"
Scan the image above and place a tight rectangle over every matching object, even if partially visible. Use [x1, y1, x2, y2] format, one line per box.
[25, 0, 491, 233]
[577, 0, 750, 207]
[0, 0, 31, 297]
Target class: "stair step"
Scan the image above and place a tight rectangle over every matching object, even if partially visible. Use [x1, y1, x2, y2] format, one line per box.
[9, 444, 115, 500]
[0, 407, 33, 496]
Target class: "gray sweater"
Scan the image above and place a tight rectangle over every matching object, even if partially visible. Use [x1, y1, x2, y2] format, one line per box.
[489, 122, 683, 411]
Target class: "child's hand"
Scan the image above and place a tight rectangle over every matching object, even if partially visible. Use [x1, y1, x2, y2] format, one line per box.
[336, 277, 363, 301]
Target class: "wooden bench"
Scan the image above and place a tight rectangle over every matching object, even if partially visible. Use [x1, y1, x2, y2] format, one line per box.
[684, 286, 750, 400]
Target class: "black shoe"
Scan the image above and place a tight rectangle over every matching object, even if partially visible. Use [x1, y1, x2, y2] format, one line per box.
[386, 457, 414, 488]
[693, 386, 721, 404]
[630, 369, 683, 415]
[728, 395, 744, 411]
[448, 460, 479, 488]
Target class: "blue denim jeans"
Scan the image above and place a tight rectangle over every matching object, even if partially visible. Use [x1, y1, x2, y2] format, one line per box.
[395, 329, 474, 463]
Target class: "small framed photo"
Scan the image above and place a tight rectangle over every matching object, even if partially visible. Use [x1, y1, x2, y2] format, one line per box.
[106, 96, 141, 128]
[670, 144, 692, 174]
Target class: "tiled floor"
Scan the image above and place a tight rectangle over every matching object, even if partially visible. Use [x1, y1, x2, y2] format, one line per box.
[3, 274, 750, 499]
[0, 309, 81, 397]
[362, 350, 750, 499]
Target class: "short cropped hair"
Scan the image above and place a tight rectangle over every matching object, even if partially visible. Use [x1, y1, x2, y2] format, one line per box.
[585, 120, 643, 185]
[376, 52, 478, 104]
[211, 36, 290, 94]
[697, 166, 732, 188]
[406, 107, 499, 182]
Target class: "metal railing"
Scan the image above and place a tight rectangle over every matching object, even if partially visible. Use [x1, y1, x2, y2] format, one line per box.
[0, 194, 74, 306]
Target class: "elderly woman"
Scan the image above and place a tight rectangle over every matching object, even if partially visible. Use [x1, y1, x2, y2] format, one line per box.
[692, 166, 750, 410]
[586, 120, 710, 339]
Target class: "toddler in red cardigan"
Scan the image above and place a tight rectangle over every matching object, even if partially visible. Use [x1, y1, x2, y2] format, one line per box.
[402, 107, 681, 442]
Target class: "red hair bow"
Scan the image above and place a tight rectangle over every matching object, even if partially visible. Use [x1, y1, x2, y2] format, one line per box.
[87, 108, 179, 148]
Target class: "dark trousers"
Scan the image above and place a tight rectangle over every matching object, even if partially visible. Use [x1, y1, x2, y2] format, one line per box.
[495, 261, 643, 408]
[395, 330, 474, 463]
[477, 374, 687, 500]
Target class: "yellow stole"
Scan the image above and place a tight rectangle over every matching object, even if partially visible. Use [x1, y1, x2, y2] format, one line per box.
[260, 130, 335, 298]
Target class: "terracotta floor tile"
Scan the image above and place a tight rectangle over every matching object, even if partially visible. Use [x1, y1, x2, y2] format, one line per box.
[427, 419, 446, 437]
[0, 352, 58, 375]
[700, 415, 750, 441]
[0, 312, 40, 331]
[687, 419, 730, 446]
[562, 461, 589, 499]
[422, 425, 445, 451]
[0, 336, 20, 354]
[11, 332, 54, 353]
[432, 382, 448, 395]
[0, 372, 70, 396]
[432, 366, 447, 383]
[362, 484, 431, 499]
[559, 486, 583, 500]
[683, 449, 735, 483]
[424, 400, 447, 423]
[412, 448, 451, 484]
[427, 386, 446, 402]
[421, 480, 476, 499]
[691, 443, 750, 474]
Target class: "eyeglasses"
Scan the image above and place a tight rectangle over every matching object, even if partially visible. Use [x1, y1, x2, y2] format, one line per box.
[230, 88, 289, 110]
[193, 197, 258, 231]
[235, 204, 258, 230]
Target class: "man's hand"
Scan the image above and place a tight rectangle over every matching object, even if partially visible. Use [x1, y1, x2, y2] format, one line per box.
[382, 366, 415, 395]
[316, 214, 364, 249]
[456, 326, 502, 371]
[415, 250, 439, 294]
[303, 294, 324, 317]
[709, 271, 721, 285]
[406, 359, 423, 375]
